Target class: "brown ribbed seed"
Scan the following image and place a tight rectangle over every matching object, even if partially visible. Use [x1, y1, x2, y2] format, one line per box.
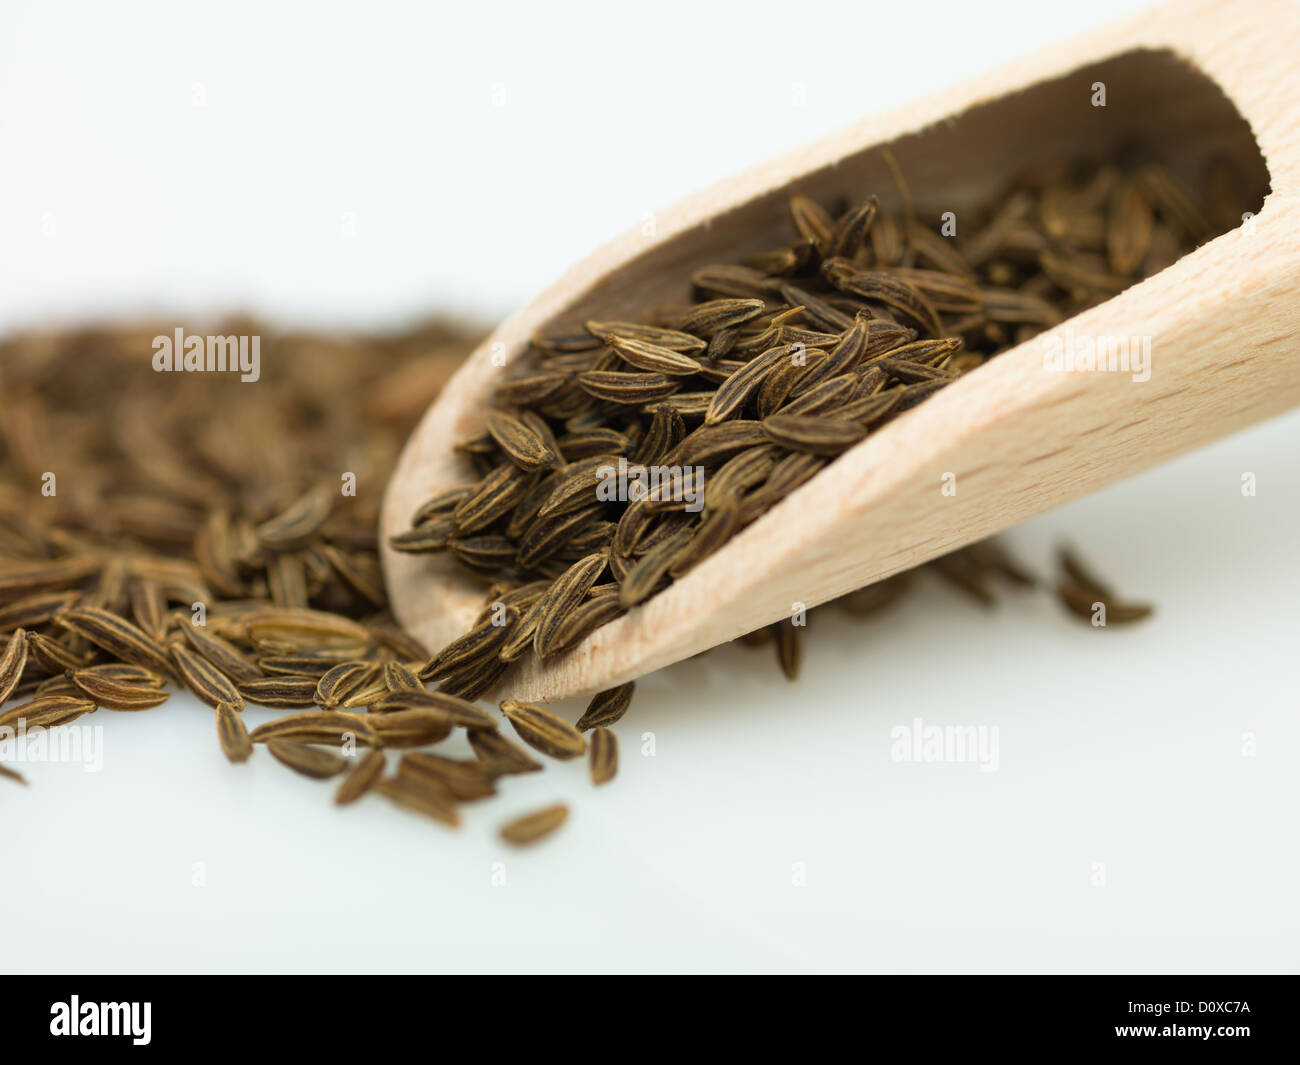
[374, 775, 460, 827]
[24, 632, 90, 674]
[535, 458, 617, 519]
[761, 414, 866, 455]
[777, 282, 855, 331]
[668, 503, 742, 578]
[452, 464, 537, 534]
[618, 524, 695, 607]
[448, 535, 518, 572]
[497, 592, 549, 662]
[266, 741, 348, 779]
[576, 682, 635, 731]
[585, 320, 707, 353]
[0, 628, 29, 705]
[401, 752, 497, 801]
[370, 688, 497, 729]
[704, 344, 796, 425]
[691, 263, 774, 300]
[129, 579, 168, 641]
[389, 517, 455, 553]
[556, 427, 627, 460]
[215, 701, 253, 764]
[410, 485, 474, 525]
[76, 663, 166, 684]
[0, 694, 96, 730]
[777, 374, 858, 417]
[0, 556, 101, 601]
[788, 194, 835, 251]
[799, 313, 871, 390]
[669, 420, 768, 468]
[608, 336, 704, 376]
[500, 803, 569, 845]
[588, 727, 618, 785]
[335, 749, 385, 805]
[364, 708, 454, 747]
[240, 610, 368, 654]
[382, 660, 422, 692]
[829, 195, 878, 259]
[0, 763, 27, 787]
[180, 624, 263, 684]
[485, 409, 556, 472]
[172, 644, 244, 709]
[315, 661, 378, 707]
[238, 676, 320, 709]
[69, 669, 171, 711]
[56, 606, 177, 681]
[674, 297, 766, 337]
[544, 596, 627, 658]
[533, 552, 608, 658]
[0, 590, 80, 632]
[266, 551, 308, 608]
[436, 656, 507, 702]
[249, 710, 378, 747]
[821, 261, 944, 337]
[500, 700, 586, 760]
[258, 650, 356, 676]
[468, 728, 543, 775]
[418, 615, 514, 682]
[256, 485, 333, 548]
[369, 624, 429, 664]
[517, 505, 603, 569]
[576, 371, 681, 405]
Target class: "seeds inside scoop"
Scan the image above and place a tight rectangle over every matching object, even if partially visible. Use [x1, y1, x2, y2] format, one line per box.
[395, 155, 1211, 690]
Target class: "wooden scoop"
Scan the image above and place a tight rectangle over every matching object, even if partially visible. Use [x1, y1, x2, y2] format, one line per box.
[381, 0, 1300, 701]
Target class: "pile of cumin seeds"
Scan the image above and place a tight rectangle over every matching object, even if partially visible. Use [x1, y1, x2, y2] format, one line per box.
[0, 148, 1199, 840]
[0, 317, 1147, 843]
[394, 153, 1243, 687]
[0, 317, 638, 841]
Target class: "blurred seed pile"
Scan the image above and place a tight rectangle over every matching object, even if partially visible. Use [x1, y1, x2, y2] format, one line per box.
[393, 155, 1238, 689]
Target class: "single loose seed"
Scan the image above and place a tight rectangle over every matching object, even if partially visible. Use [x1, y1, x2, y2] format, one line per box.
[215, 701, 253, 764]
[588, 727, 618, 785]
[238, 676, 320, 709]
[500, 700, 586, 760]
[266, 741, 348, 780]
[70, 669, 171, 711]
[576, 682, 635, 731]
[499, 803, 569, 845]
[335, 749, 386, 805]
[172, 644, 244, 709]
[467, 728, 543, 776]
[374, 775, 460, 827]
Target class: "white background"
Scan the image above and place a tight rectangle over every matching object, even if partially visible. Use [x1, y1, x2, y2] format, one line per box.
[2, 0, 1297, 974]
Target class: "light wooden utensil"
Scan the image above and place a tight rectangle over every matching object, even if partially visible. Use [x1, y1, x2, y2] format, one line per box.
[382, 0, 1300, 702]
